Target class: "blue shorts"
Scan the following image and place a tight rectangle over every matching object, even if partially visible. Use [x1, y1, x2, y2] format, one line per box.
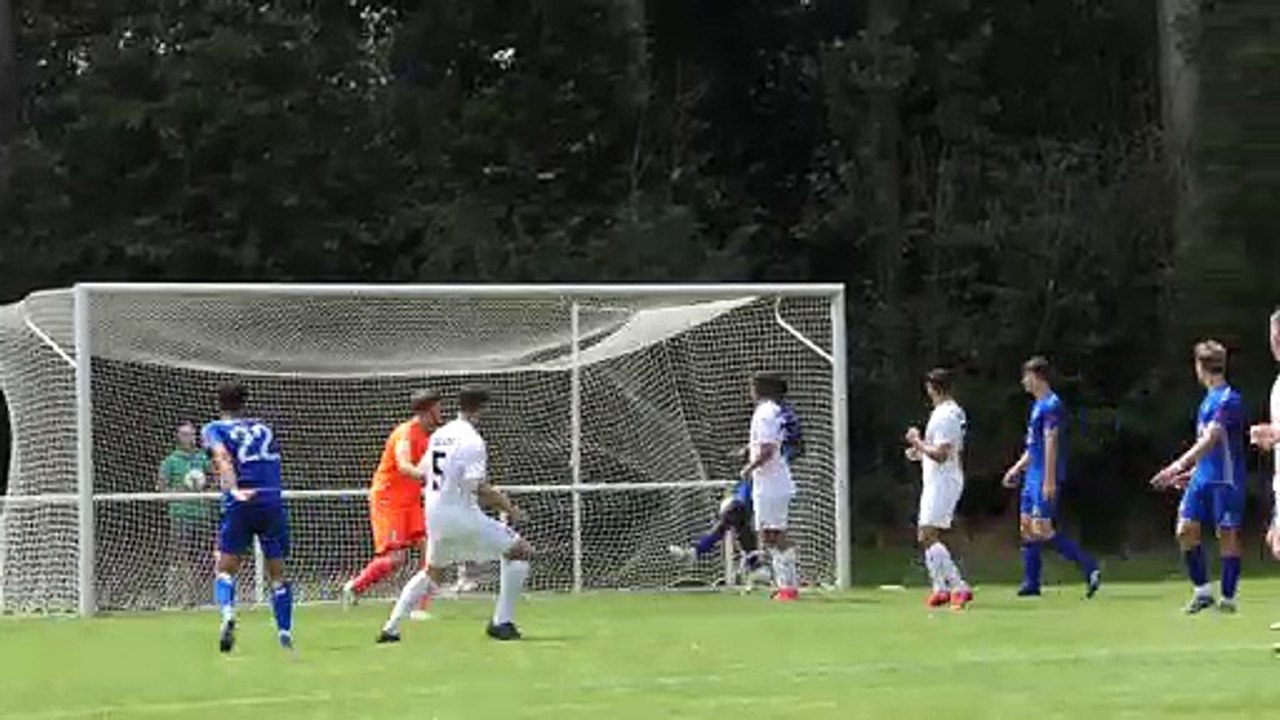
[1020, 483, 1057, 520]
[219, 502, 290, 559]
[1178, 482, 1244, 530]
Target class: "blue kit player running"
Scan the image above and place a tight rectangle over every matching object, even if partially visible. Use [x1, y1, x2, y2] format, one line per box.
[1151, 340, 1247, 614]
[203, 381, 293, 652]
[1002, 357, 1101, 598]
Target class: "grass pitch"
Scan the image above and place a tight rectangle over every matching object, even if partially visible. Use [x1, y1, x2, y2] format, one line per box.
[3, 580, 1280, 720]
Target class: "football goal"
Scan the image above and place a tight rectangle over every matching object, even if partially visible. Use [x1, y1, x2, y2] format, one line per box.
[0, 283, 848, 615]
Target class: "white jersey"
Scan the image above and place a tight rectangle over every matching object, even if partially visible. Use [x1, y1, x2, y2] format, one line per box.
[750, 400, 794, 495]
[422, 417, 488, 512]
[922, 400, 966, 487]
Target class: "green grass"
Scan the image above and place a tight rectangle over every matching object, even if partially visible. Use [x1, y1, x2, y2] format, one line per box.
[4, 580, 1280, 720]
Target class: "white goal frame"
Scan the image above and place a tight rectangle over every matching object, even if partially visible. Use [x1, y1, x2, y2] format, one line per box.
[13, 282, 849, 616]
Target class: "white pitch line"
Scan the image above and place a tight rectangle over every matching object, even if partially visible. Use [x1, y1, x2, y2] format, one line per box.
[0, 642, 1266, 720]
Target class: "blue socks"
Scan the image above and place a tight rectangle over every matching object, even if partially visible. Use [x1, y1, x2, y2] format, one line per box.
[1221, 556, 1240, 600]
[694, 528, 725, 558]
[272, 582, 294, 635]
[214, 572, 236, 621]
[1049, 533, 1098, 576]
[1021, 541, 1043, 591]
[1183, 545, 1208, 587]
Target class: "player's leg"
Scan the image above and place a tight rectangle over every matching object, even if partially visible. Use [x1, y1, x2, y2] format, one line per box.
[379, 531, 449, 642]
[724, 503, 766, 580]
[259, 506, 294, 649]
[921, 482, 971, 608]
[214, 511, 248, 653]
[1214, 485, 1244, 612]
[669, 498, 737, 562]
[344, 501, 408, 605]
[491, 535, 533, 640]
[1017, 486, 1043, 596]
[1039, 494, 1101, 598]
[756, 491, 797, 600]
[1176, 484, 1214, 613]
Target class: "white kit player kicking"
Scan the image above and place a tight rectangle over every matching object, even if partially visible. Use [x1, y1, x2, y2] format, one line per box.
[740, 372, 799, 601]
[377, 386, 533, 643]
[905, 368, 973, 610]
[1249, 309, 1280, 646]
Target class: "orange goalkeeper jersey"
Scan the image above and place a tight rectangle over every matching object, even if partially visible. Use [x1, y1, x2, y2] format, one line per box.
[371, 419, 430, 505]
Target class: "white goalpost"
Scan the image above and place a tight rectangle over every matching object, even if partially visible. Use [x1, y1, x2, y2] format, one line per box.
[0, 283, 849, 616]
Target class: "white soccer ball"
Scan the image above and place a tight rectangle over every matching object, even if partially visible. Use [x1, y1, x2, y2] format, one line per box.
[185, 468, 207, 490]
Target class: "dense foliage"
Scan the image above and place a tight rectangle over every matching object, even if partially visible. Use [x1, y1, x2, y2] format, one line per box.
[1, 1, 1275, 549]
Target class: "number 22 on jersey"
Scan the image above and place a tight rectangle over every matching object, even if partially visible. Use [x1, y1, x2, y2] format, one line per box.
[229, 423, 280, 465]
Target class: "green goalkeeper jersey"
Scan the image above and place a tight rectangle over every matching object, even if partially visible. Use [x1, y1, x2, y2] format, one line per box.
[159, 449, 214, 522]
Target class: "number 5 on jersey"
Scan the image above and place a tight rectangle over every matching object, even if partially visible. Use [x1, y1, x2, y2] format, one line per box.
[429, 451, 446, 491]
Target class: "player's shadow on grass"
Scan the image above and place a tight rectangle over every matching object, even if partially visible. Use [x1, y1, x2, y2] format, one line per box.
[802, 594, 881, 606]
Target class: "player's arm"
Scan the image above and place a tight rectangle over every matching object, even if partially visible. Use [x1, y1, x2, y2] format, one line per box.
[1250, 422, 1280, 450]
[740, 441, 778, 478]
[905, 426, 953, 464]
[394, 438, 426, 482]
[1042, 427, 1059, 498]
[156, 460, 169, 493]
[1002, 451, 1030, 488]
[477, 482, 523, 522]
[1153, 423, 1223, 487]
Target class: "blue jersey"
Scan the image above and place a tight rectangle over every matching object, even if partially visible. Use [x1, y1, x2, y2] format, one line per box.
[1025, 393, 1066, 485]
[730, 478, 753, 509]
[778, 401, 804, 462]
[1191, 384, 1246, 488]
[201, 417, 283, 506]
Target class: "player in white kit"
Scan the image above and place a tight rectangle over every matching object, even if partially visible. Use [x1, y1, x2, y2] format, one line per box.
[1248, 310, 1280, 645]
[904, 368, 973, 610]
[739, 372, 799, 601]
[377, 386, 533, 643]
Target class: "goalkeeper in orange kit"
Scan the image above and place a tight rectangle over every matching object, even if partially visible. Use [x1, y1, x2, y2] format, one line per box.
[342, 390, 442, 607]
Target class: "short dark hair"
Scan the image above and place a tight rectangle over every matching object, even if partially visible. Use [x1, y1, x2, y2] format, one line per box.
[218, 381, 247, 413]
[752, 371, 787, 398]
[410, 388, 441, 412]
[1194, 340, 1228, 374]
[1022, 356, 1051, 380]
[458, 385, 491, 412]
[925, 368, 952, 395]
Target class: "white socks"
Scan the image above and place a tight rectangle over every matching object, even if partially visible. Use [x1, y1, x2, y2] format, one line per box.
[925, 542, 967, 592]
[494, 558, 530, 626]
[771, 547, 798, 589]
[384, 570, 436, 635]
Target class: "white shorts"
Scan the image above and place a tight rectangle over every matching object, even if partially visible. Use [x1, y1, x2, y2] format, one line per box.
[426, 507, 520, 567]
[753, 489, 794, 531]
[918, 480, 963, 529]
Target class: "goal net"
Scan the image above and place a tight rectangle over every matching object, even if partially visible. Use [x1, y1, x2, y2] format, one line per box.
[0, 284, 847, 614]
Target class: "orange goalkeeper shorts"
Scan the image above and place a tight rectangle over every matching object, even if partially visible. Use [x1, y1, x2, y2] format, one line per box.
[370, 496, 426, 556]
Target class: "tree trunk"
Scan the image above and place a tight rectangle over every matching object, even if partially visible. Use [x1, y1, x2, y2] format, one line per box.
[1156, 0, 1199, 251]
[862, 0, 907, 468]
[0, 0, 16, 208]
[613, 0, 649, 113]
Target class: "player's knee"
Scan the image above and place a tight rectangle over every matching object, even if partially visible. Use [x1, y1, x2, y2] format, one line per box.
[1217, 528, 1241, 554]
[265, 558, 287, 583]
[1175, 522, 1200, 547]
[917, 527, 939, 546]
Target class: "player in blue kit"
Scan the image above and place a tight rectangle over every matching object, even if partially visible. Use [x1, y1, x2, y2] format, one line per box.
[1151, 341, 1247, 614]
[669, 474, 768, 582]
[1002, 357, 1101, 598]
[202, 381, 294, 653]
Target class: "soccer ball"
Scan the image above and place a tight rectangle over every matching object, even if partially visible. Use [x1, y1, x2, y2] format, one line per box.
[185, 468, 207, 490]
